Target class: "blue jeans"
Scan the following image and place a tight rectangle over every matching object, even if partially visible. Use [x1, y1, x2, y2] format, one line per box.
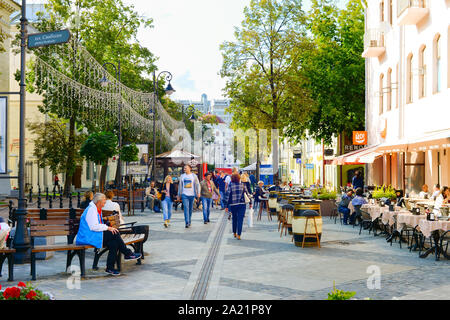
[182, 194, 195, 225]
[201, 197, 212, 222]
[162, 197, 173, 221]
[219, 191, 226, 209]
[231, 204, 246, 236]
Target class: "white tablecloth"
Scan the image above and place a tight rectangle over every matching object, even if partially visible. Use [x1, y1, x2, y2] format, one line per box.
[418, 219, 450, 238]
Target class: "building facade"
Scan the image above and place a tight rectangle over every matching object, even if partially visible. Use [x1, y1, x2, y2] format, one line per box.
[361, 0, 449, 194]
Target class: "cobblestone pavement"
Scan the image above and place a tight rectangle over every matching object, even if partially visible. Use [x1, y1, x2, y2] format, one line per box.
[1, 205, 449, 300]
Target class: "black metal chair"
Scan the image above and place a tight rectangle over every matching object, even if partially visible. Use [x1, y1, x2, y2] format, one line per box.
[439, 230, 450, 260]
[358, 208, 373, 235]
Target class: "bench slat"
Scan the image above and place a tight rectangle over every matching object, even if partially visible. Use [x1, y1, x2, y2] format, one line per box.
[31, 231, 70, 237]
[31, 225, 70, 231]
[30, 219, 69, 225]
[32, 244, 86, 253]
[0, 249, 16, 253]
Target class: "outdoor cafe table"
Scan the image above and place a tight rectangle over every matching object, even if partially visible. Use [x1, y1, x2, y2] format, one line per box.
[418, 219, 450, 261]
[396, 213, 427, 232]
[381, 209, 411, 227]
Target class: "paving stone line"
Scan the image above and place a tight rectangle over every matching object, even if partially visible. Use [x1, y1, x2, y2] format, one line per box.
[190, 213, 228, 300]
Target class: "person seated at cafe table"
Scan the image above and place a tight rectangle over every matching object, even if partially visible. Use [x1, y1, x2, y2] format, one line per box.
[431, 184, 441, 200]
[338, 189, 354, 225]
[419, 184, 429, 199]
[349, 188, 367, 225]
[395, 190, 406, 208]
[433, 186, 449, 218]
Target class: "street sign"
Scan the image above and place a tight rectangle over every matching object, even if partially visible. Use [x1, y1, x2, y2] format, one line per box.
[305, 164, 314, 170]
[296, 158, 302, 164]
[28, 29, 71, 49]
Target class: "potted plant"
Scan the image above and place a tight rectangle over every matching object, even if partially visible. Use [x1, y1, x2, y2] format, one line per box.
[0, 282, 54, 300]
[313, 188, 337, 216]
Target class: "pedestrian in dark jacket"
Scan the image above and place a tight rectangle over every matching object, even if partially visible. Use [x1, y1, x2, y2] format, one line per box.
[224, 173, 251, 240]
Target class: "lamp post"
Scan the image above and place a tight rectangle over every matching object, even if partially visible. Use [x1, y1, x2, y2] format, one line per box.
[150, 71, 175, 182]
[12, 0, 30, 264]
[99, 62, 122, 188]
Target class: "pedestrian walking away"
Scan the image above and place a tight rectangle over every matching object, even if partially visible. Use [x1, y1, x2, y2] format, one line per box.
[200, 171, 220, 224]
[160, 175, 177, 228]
[178, 165, 201, 228]
[224, 172, 251, 240]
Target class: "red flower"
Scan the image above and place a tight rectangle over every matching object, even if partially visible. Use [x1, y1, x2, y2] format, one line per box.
[17, 282, 26, 288]
[26, 291, 37, 300]
[3, 287, 21, 299]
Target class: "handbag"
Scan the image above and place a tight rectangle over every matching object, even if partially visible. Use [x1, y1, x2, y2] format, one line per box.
[244, 192, 251, 204]
[247, 208, 254, 228]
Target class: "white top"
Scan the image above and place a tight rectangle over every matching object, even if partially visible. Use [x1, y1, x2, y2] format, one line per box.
[225, 175, 231, 189]
[419, 191, 429, 199]
[85, 202, 109, 232]
[103, 199, 124, 225]
[181, 173, 196, 197]
[432, 190, 441, 200]
[433, 194, 444, 217]
[0, 222, 10, 233]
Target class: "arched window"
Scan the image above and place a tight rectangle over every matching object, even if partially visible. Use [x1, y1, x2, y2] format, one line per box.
[406, 54, 413, 104]
[379, 73, 384, 114]
[419, 45, 427, 98]
[387, 68, 392, 111]
[434, 34, 441, 93]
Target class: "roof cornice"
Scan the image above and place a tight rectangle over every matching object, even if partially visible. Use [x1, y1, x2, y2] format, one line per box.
[0, 0, 21, 15]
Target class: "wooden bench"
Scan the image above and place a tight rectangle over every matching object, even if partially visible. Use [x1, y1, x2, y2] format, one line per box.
[0, 247, 15, 281]
[90, 210, 149, 271]
[29, 208, 87, 280]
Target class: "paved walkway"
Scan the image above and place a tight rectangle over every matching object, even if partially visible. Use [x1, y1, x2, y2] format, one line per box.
[1, 206, 449, 300]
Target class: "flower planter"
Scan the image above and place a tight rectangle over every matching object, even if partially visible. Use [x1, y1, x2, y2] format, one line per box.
[319, 199, 336, 216]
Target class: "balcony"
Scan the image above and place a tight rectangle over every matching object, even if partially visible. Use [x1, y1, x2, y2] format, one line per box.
[397, 0, 429, 25]
[362, 30, 385, 58]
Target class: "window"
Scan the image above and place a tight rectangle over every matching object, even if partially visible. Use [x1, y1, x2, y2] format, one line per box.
[406, 54, 413, 104]
[379, 73, 384, 114]
[434, 34, 441, 93]
[387, 68, 392, 111]
[419, 45, 427, 98]
[380, 1, 385, 22]
[388, 0, 393, 25]
[395, 63, 399, 108]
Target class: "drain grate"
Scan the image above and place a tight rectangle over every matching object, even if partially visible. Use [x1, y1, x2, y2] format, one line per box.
[190, 213, 228, 300]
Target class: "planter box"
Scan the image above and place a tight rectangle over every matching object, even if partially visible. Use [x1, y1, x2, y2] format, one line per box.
[319, 199, 336, 216]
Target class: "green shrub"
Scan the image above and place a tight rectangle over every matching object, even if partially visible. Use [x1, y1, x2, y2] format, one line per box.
[326, 282, 356, 300]
[372, 185, 396, 200]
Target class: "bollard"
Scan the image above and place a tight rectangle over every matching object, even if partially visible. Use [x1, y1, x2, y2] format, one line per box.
[69, 194, 73, 208]
[59, 192, 63, 208]
[77, 192, 81, 208]
[49, 197, 53, 209]
[37, 196, 41, 209]
[29, 187, 33, 203]
[45, 187, 49, 201]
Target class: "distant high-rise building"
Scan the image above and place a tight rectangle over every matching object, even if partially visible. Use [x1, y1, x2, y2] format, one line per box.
[211, 99, 231, 124]
[176, 93, 211, 115]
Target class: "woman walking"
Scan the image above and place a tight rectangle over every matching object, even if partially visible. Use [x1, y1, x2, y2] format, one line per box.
[160, 175, 177, 228]
[178, 165, 201, 228]
[200, 172, 220, 224]
[224, 173, 251, 240]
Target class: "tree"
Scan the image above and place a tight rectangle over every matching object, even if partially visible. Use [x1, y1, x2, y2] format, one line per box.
[80, 131, 118, 191]
[290, 0, 365, 144]
[120, 143, 139, 177]
[19, 0, 157, 194]
[0, 23, 6, 53]
[27, 118, 86, 177]
[220, 0, 310, 181]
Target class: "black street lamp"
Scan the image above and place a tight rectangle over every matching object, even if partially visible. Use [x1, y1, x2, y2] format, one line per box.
[150, 71, 175, 182]
[99, 62, 122, 188]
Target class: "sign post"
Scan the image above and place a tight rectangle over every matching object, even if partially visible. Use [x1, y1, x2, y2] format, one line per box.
[28, 29, 71, 49]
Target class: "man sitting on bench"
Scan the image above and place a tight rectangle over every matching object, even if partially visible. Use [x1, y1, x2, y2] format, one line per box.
[76, 193, 141, 276]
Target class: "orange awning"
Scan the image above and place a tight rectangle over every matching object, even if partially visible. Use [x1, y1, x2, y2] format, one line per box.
[332, 145, 382, 165]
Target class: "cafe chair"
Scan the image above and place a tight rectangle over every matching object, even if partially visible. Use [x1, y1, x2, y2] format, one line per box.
[399, 221, 415, 250]
[439, 231, 450, 260]
[280, 204, 294, 239]
[359, 209, 373, 235]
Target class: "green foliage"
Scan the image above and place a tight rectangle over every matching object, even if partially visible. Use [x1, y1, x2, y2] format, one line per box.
[326, 281, 356, 300]
[80, 131, 117, 165]
[120, 143, 139, 163]
[372, 185, 397, 200]
[312, 188, 337, 200]
[286, 0, 365, 144]
[0, 22, 7, 54]
[27, 118, 85, 176]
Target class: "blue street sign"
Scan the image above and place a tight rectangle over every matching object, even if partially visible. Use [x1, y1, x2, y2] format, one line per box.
[305, 164, 314, 170]
[296, 158, 302, 164]
[28, 29, 71, 49]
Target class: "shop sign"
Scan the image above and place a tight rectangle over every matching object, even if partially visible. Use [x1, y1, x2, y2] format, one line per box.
[353, 131, 368, 145]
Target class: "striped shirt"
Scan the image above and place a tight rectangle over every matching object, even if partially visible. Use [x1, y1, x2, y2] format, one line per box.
[224, 182, 250, 207]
